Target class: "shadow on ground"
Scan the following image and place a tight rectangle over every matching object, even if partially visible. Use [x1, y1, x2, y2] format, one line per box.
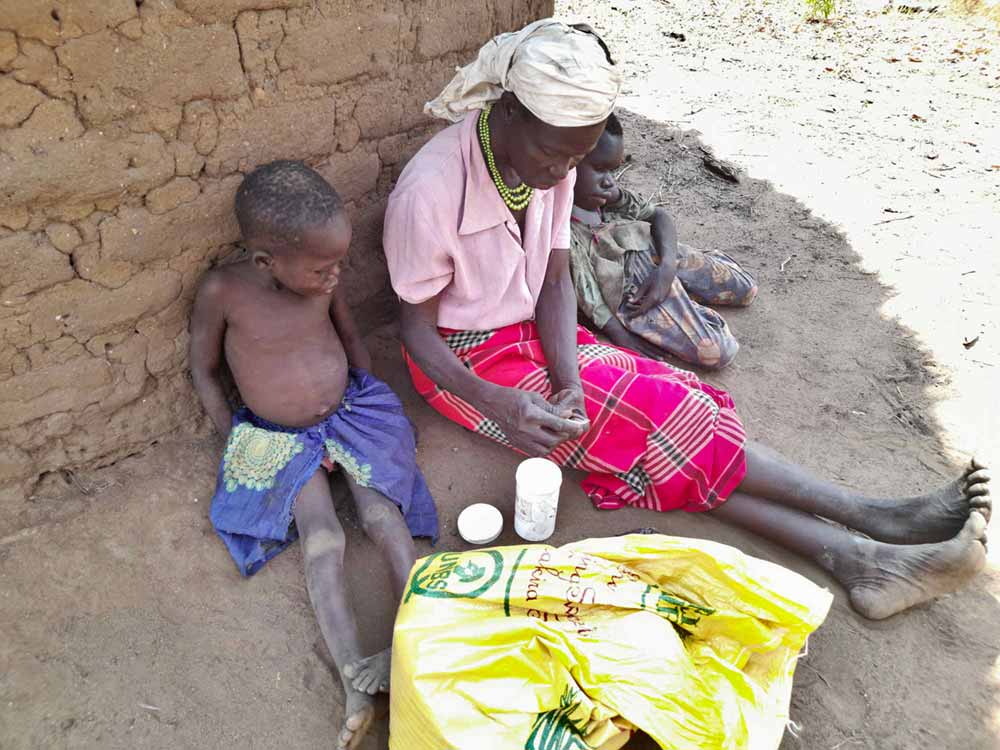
[1, 110, 997, 750]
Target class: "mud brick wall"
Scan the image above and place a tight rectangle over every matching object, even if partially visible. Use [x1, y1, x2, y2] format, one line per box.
[0, 0, 553, 515]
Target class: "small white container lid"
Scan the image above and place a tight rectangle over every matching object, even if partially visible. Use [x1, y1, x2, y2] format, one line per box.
[457, 503, 504, 545]
[515, 457, 563, 492]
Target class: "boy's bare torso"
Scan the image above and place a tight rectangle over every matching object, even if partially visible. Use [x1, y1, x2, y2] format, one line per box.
[214, 260, 348, 428]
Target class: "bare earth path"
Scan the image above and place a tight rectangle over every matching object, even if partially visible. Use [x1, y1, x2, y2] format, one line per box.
[2, 1, 999, 748]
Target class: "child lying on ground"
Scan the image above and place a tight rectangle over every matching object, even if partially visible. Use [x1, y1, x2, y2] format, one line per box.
[570, 114, 758, 369]
[189, 160, 438, 750]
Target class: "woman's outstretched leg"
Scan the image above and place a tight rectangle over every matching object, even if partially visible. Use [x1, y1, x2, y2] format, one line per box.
[710, 491, 988, 620]
[737, 442, 991, 544]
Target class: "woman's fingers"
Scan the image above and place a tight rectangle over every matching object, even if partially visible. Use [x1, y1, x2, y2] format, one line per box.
[524, 440, 551, 457]
[513, 436, 549, 457]
[544, 395, 576, 420]
[548, 388, 587, 421]
[527, 398, 568, 428]
[523, 428, 562, 456]
[502, 392, 590, 456]
[551, 418, 588, 440]
[526, 401, 587, 442]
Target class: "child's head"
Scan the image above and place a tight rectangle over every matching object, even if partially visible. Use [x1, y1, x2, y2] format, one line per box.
[573, 113, 625, 211]
[235, 160, 351, 296]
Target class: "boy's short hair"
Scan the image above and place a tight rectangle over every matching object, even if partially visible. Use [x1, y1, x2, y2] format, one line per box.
[604, 112, 623, 137]
[235, 160, 344, 246]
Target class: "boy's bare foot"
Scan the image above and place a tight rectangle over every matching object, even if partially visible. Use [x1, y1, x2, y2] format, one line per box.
[842, 511, 987, 620]
[337, 688, 375, 750]
[862, 459, 991, 544]
[344, 647, 391, 695]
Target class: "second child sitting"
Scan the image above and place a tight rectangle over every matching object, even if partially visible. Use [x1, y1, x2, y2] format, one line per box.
[570, 114, 758, 369]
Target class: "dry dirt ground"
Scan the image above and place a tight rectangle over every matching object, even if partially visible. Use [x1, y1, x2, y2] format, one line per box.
[3, 1, 999, 749]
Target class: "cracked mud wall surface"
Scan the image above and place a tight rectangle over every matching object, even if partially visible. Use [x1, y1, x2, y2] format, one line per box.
[0, 0, 554, 525]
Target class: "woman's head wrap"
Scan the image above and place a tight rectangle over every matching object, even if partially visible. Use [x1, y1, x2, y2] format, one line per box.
[424, 19, 621, 128]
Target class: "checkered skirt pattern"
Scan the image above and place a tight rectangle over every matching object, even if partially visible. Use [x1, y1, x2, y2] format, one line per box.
[404, 322, 746, 513]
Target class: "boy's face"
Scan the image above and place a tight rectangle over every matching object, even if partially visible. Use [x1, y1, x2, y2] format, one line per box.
[255, 213, 352, 297]
[573, 131, 625, 211]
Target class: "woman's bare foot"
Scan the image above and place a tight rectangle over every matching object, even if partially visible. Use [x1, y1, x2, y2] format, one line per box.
[841, 511, 987, 620]
[860, 458, 991, 544]
[344, 647, 391, 695]
[337, 687, 375, 750]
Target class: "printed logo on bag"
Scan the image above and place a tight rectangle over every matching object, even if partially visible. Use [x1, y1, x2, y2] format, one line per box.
[524, 686, 590, 750]
[405, 551, 504, 601]
[641, 584, 716, 626]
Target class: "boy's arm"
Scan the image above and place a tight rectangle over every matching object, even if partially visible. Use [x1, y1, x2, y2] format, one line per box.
[189, 273, 234, 438]
[330, 293, 372, 371]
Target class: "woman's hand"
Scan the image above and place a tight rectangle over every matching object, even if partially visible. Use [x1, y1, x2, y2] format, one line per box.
[549, 386, 590, 431]
[483, 386, 589, 457]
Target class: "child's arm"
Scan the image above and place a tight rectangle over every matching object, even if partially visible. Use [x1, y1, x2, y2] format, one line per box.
[627, 207, 679, 316]
[650, 207, 678, 277]
[567, 237, 664, 360]
[330, 293, 373, 372]
[189, 273, 234, 438]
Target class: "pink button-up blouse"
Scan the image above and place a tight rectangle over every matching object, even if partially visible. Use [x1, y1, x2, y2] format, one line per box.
[383, 112, 575, 331]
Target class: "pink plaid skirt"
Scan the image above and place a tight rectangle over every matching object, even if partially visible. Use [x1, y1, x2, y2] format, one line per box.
[405, 322, 746, 512]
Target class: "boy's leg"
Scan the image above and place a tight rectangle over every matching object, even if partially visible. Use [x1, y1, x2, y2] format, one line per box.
[674, 244, 758, 307]
[347, 476, 417, 596]
[710, 491, 987, 620]
[293, 471, 374, 750]
[736, 442, 991, 544]
[342, 475, 418, 695]
[623, 250, 740, 369]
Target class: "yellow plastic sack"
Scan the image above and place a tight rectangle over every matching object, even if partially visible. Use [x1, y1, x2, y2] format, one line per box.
[390, 534, 832, 750]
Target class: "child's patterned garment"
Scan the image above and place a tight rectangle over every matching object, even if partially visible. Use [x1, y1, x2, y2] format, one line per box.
[568, 188, 758, 369]
[210, 368, 439, 576]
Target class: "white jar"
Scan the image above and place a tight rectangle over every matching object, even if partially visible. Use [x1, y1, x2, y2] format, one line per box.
[514, 457, 563, 542]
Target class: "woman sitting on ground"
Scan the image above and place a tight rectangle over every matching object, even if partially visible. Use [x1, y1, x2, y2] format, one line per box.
[383, 18, 991, 620]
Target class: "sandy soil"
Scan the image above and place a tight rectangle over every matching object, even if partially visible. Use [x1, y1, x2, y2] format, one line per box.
[3, 1, 999, 748]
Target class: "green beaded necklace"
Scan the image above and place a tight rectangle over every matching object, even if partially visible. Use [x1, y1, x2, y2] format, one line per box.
[478, 103, 534, 212]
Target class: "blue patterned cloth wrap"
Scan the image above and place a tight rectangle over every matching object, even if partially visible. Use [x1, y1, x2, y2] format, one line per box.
[210, 368, 438, 576]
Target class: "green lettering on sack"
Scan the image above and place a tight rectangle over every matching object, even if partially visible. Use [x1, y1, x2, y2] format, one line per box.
[405, 550, 504, 602]
[524, 686, 589, 750]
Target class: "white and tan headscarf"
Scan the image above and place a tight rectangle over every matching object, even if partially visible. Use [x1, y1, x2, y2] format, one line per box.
[424, 18, 621, 128]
